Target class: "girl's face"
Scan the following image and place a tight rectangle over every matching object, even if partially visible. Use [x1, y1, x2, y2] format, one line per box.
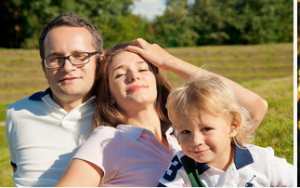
[108, 51, 157, 114]
[175, 112, 237, 169]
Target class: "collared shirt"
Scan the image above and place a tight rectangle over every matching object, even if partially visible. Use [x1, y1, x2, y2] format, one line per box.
[73, 124, 181, 187]
[158, 144, 294, 187]
[5, 88, 95, 187]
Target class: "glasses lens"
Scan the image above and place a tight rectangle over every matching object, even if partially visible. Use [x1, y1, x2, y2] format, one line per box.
[44, 52, 96, 69]
[45, 57, 64, 68]
[70, 52, 90, 65]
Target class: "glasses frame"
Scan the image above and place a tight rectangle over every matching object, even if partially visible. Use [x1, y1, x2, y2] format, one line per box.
[43, 51, 99, 69]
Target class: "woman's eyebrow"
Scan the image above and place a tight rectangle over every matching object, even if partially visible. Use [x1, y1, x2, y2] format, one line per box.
[113, 60, 147, 71]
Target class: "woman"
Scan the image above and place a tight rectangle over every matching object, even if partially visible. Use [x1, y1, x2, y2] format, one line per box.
[56, 38, 268, 186]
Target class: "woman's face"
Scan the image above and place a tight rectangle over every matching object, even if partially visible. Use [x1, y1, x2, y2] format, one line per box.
[108, 51, 157, 114]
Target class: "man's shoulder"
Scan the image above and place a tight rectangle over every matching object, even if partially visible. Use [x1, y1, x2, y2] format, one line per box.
[29, 88, 51, 101]
[8, 88, 50, 109]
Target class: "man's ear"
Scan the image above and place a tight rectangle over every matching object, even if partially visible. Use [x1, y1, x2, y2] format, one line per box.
[99, 54, 105, 63]
[96, 54, 105, 74]
[42, 61, 47, 79]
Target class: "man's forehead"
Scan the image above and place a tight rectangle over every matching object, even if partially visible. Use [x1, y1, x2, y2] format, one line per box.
[44, 26, 94, 56]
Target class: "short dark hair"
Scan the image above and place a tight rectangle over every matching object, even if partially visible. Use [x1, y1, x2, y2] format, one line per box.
[39, 12, 103, 59]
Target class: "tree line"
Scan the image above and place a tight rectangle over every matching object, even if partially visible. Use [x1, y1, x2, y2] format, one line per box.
[0, 0, 293, 49]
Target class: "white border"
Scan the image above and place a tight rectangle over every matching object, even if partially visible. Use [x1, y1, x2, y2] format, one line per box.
[293, 0, 298, 187]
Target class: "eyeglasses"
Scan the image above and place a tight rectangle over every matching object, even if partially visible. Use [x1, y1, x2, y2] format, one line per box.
[43, 51, 99, 69]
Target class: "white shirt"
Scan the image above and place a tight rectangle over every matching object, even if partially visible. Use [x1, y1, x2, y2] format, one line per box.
[159, 144, 294, 187]
[5, 88, 95, 187]
[74, 124, 181, 187]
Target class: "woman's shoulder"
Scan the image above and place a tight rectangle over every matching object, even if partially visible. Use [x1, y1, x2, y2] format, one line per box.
[93, 125, 117, 133]
[88, 126, 122, 142]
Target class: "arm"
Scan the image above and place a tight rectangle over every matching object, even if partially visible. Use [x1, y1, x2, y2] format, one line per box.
[5, 105, 19, 174]
[125, 38, 268, 132]
[55, 159, 103, 187]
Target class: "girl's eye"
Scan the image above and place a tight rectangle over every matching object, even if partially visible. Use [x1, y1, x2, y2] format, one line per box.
[180, 130, 191, 135]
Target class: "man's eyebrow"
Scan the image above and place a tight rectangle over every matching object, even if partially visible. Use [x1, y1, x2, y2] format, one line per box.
[45, 52, 64, 58]
[46, 50, 84, 58]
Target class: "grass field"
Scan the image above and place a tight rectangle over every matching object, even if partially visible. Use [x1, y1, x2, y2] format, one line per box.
[0, 43, 294, 186]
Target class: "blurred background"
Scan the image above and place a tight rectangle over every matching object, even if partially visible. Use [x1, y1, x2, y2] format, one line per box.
[0, 0, 294, 186]
[0, 0, 293, 49]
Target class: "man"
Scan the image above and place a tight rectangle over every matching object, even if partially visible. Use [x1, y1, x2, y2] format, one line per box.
[6, 12, 268, 187]
[5, 12, 104, 186]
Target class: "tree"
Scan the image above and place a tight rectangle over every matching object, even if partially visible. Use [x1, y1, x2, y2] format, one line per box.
[0, 0, 142, 48]
[152, 0, 199, 47]
[191, 0, 293, 45]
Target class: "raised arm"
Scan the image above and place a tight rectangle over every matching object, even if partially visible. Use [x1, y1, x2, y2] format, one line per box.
[55, 158, 103, 187]
[125, 38, 268, 132]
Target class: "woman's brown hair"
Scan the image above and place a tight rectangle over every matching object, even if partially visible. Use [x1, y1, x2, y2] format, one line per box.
[93, 42, 172, 131]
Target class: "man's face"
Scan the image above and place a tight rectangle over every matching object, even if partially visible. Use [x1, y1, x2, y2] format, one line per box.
[43, 26, 98, 110]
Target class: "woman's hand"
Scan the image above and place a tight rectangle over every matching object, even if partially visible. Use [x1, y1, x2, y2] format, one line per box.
[126, 38, 267, 131]
[125, 38, 176, 71]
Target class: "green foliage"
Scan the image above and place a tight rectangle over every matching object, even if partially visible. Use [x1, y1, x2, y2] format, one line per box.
[151, 0, 199, 47]
[190, 0, 293, 45]
[0, 0, 293, 48]
[0, 0, 139, 48]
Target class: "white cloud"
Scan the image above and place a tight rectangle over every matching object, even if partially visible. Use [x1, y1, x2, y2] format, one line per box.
[131, 0, 166, 21]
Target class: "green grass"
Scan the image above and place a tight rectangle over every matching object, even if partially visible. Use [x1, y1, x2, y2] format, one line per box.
[0, 43, 294, 186]
[0, 127, 14, 186]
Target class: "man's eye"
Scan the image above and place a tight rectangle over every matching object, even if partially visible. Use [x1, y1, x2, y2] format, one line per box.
[48, 57, 61, 63]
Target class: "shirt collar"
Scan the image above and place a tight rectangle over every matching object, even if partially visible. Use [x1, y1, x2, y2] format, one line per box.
[29, 88, 52, 101]
[29, 88, 96, 105]
[117, 124, 146, 140]
[233, 145, 254, 169]
[116, 124, 175, 141]
[197, 145, 254, 175]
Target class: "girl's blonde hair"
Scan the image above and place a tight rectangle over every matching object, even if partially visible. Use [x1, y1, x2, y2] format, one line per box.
[166, 75, 254, 146]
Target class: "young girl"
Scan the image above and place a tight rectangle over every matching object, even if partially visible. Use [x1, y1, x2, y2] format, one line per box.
[158, 75, 293, 187]
[55, 38, 268, 186]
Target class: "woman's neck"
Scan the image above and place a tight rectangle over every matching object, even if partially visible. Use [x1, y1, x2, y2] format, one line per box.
[126, 107, 169, 148]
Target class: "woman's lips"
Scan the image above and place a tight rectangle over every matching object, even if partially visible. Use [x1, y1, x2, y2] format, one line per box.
[127, 84, 147, 92]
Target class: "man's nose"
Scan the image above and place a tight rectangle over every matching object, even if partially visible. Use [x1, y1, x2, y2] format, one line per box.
[61, 58, 77, 72]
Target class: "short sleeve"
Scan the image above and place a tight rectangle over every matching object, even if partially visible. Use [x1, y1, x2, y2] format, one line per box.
[265, 147, 294, 187]
[73, 126, 122, 181]
[5, 103, 17, 166]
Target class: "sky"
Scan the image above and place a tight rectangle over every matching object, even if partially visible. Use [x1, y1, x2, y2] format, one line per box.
[131, 0, 195, 21]
[131, 0, 166, 21]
